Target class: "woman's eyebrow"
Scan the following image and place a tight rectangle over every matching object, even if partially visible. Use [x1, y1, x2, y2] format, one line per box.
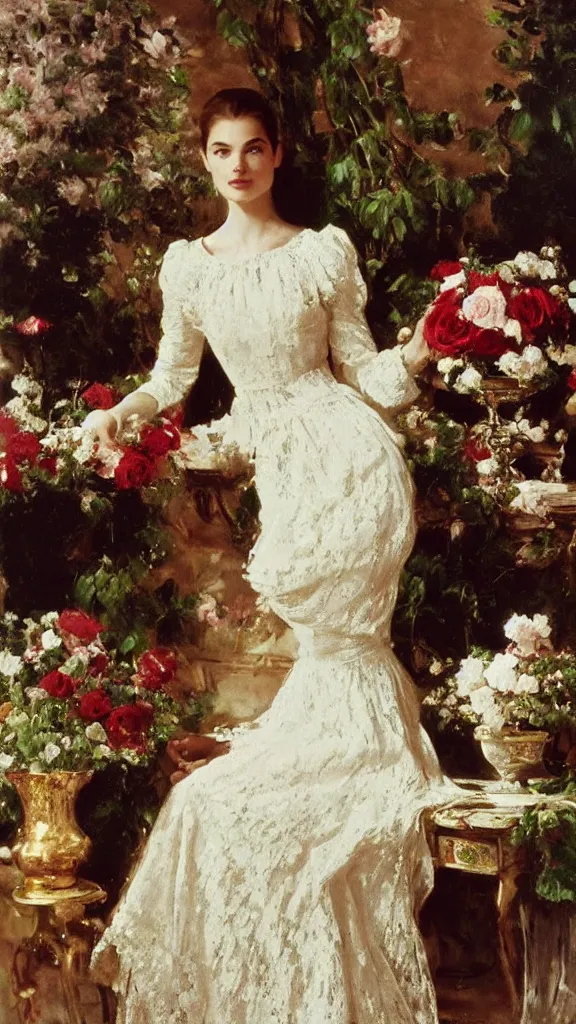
[210, 137, 268, 148]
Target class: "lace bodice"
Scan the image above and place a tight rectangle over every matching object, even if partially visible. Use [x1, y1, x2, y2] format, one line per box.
[133, 224, 419, 423]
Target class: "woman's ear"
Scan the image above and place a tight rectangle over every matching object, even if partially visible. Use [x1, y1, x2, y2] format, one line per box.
[201, 150, 210, 173]
[273, 141, 284, 170]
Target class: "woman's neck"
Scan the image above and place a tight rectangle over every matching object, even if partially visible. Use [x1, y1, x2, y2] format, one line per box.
[221, 193, 285, 243]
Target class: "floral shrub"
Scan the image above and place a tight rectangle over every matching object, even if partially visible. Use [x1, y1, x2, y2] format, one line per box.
[0, 607, 205, 773]
[423, 613, 576, 736]
[424, 248, 575, 392]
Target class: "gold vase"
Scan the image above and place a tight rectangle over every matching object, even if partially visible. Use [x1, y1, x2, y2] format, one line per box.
[474, 727, 549, 784]
[6, 771, 105, 906]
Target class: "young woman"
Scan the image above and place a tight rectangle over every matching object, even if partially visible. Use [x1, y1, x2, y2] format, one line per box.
[86, 87, 452, 1024]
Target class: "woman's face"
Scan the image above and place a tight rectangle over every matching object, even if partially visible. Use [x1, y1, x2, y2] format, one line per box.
[202, 115, 282, 205]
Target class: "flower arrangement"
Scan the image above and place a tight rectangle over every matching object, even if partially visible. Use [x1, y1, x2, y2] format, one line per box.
[0, 608, 205, 773]
[424, 248, 575, 393]
[0, 372, 246, 501]
[424, 613, 576, 736]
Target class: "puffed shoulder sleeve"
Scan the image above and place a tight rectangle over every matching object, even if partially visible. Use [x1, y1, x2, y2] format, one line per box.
[325, 226, 419, 412]
[131, 240, 205, 412]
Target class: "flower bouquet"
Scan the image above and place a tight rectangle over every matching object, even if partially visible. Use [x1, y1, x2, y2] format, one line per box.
[0, 372, 247, 501]
[423, 613, 576, 781]
[424, 248, 575, 396]
[0, 608, 204, 772]
[423, 613, 576, 735]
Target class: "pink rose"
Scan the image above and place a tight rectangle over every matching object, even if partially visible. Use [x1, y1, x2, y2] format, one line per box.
[462, 286, 508, 331]
[366, 8, 403, 58]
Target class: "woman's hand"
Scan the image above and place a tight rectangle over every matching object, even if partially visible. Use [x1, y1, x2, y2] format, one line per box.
[82, 408, 119, 448]
[166, 734, 231, 785]
[401, 313, 431, 376]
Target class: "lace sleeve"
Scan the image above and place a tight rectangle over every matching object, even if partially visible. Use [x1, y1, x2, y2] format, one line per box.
[132, 240, 205, 413]
[327, 228, 419, 412]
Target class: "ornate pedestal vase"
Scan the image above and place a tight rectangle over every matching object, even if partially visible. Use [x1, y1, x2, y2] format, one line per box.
[6, 771, 105, 906]
[474, 727, 549, 784]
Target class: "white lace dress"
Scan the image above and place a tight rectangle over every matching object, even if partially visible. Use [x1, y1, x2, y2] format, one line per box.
[93, 224, 453, 1024]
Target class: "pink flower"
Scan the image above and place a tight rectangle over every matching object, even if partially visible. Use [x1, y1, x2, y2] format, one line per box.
[14, 316, 52, 336]
[366, 8, 403, 58]
[462, 286, 508, 332]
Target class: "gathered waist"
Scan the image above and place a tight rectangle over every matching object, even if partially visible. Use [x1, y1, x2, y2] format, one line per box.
[228, 364, 348, 452]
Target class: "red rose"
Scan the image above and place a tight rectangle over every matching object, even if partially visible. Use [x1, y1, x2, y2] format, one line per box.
[463, 437, 492, 463]
[136, 647, 178, 691]
[139, 426, 173, 457]
[57, 609, 104, 643]
[78, 689, 112, 721]
[430, 260, 462, 281]
[507, 287, 561, 340]
[114, 450, 158, 490]
[568, 370, 576, 391]
[105, 702, 154, 750]
[468, 270, 501, 291]
[469, 328, 511, 359]
[0, 412, 18, 439]
[7, 431, 41, 465]
[0, 456, 23, 492]
[39, 669, 75, 699]
[88, 652, 109, 677]
[423, 290, 479, 355]
[14, 316, 52, 336]
[81, 383, 118, 410]
[163, 406, 185, 428]
[37, 456, 57, 476]
[159, 422, 181, 451]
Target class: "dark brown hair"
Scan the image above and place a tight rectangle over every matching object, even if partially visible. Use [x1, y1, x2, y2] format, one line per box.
[199, 88, 280, 153]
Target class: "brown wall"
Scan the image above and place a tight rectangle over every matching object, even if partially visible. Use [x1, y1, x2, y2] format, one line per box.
[153, 0, 512, 174]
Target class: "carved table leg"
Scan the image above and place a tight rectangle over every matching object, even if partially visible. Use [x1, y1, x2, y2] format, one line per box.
[12, 901, 111, 1024]
[496, 870, 522, 1017]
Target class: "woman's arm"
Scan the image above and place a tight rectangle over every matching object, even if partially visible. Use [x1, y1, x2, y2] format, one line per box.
[327, 228, 428, 412]
[83, 240, 205, 443]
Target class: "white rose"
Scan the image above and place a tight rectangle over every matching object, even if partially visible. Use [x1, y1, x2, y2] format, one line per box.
[41, 629, 62, 651]
[469, 685, 506, 732]
[515, 673, 540, 695]
[94, 743, 113, 759]
[497, 345, 548, 382]
[462, 285, 508, 331]
[476, 457, 498, 476]
[42, 742, 61, 764]
[0, 651, 22, 678]
[455, 655, 486, 697]
[503, 318, 523, 345]
[40, 611, 59, 628]
[546, 343, 576, 367]
[10, 374, 43, 400]
[484, 652, 519, 693]
[437, 356, 463, 376]
[504, 612, 551, 657]
[454, 366, 483, 394]
[85, 722, 108, 743]
[439, 270, 466, 293]
[497, 262, 516, 284]
[0, 753, 15, 769]
[513, 251, 557, 280]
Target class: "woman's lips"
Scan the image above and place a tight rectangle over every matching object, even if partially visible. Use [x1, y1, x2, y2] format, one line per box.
[228, 180, 252, 188]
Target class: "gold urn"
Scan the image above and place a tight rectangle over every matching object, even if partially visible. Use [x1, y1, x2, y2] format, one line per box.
[6, 771, 105, 906]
